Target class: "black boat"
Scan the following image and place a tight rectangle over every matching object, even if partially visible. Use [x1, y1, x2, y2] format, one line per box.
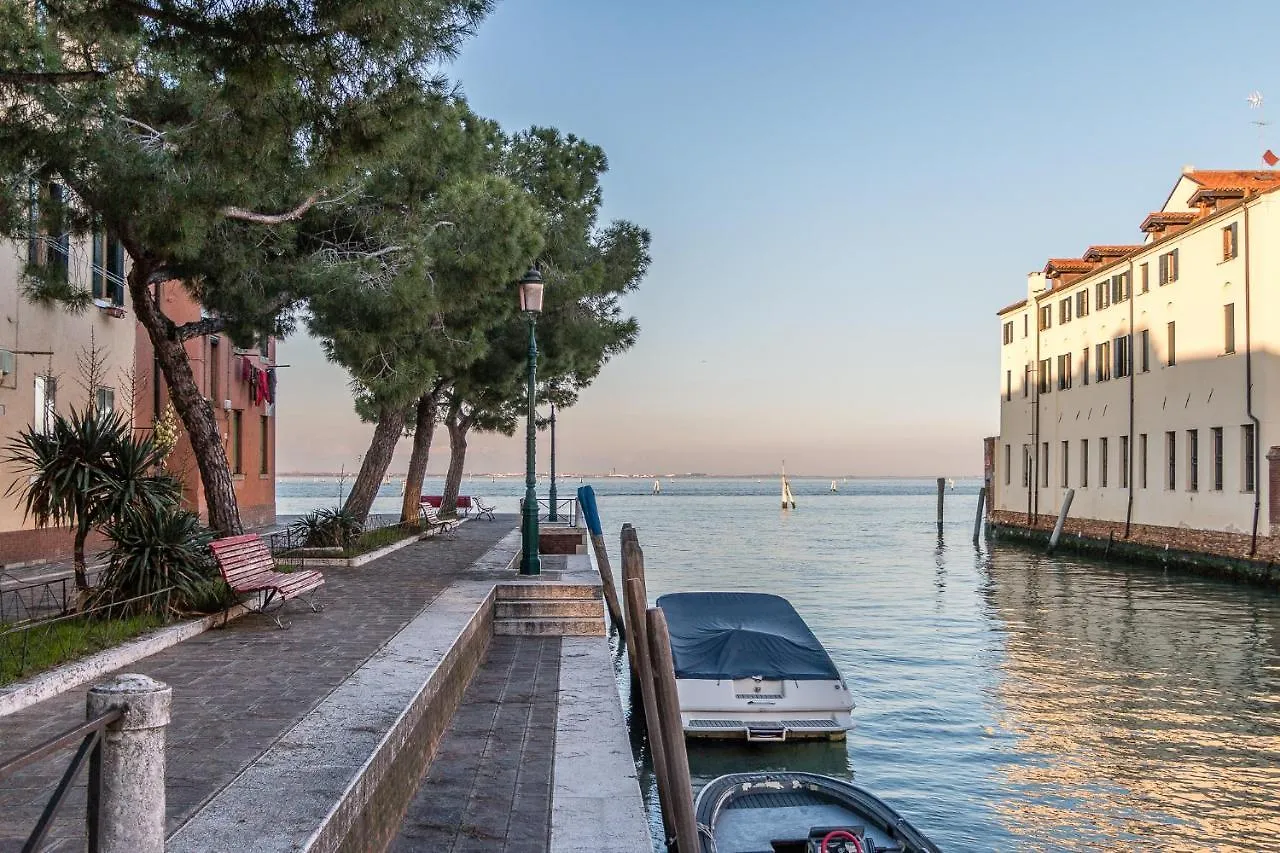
[695, 772, 942, 853]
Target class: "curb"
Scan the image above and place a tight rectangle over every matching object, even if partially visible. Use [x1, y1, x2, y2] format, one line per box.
[0, 603, 252, 717]
[305, 517, 473, 568]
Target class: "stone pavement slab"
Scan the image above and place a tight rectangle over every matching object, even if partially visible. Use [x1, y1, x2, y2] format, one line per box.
[0, 515, 518, 852]
[390, 635, 561, 853]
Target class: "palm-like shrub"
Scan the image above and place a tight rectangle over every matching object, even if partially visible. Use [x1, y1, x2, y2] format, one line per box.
[95, 505, 226, 614]
[6, 408, 178, 591]
[292, 507, 363, 549]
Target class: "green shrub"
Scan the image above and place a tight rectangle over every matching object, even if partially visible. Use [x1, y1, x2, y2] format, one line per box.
[94, 505, 218, 614]
[293, 507, 363, 549]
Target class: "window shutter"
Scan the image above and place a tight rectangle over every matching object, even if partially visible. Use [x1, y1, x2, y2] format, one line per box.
[91, 232, 104, 299]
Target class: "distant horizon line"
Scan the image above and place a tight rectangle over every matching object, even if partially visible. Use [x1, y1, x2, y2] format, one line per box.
[277, 471, 984, 480]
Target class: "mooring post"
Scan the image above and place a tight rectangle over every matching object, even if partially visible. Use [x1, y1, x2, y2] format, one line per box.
[621, 539, 645, 682]
[1047, 488, 1075, 554]
[624, 579, 672, 843]
[973, 486, 987, 545]
[936, 477, 945, 535]
[647, 607, 699, 853]
[577, 486, 625, 637]
[86, 673, 171, 853]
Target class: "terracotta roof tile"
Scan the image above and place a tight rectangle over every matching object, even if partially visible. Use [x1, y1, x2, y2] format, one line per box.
[1184, 170, 1280, 190]
[1043, 258, 1098, 275]
[1140, 211, 1195, 231]
[1083, 245, 1141, 261]
[997, 298, 1027, 316]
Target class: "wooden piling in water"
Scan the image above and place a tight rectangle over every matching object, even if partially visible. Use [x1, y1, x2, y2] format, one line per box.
[1047, 489, 1075, 554]
[973, 486, 986, 545]
[937, 477, 946, 535]
[592, 533, 626, 639]
[624, 578, 673, 844]
[647, 607, 700, 853]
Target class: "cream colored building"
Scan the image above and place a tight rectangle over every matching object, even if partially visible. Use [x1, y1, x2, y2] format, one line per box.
[0, 182, 136, 565]
[993, 168, 1280, 556]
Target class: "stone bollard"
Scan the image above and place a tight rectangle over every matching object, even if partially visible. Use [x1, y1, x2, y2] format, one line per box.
[86, 673, 172, 853]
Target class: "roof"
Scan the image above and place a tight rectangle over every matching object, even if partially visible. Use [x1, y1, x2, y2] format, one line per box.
[1043, 258, 1098, 275]
[1083, 245, 1141, 261]
[1183, 169, 1280, 190]
[997, 298, 1027, 316]
[1140, 210, 1196, 231]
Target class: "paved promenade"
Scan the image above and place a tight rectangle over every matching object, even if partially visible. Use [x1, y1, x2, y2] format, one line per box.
[0, 516, 517, 851]
[390, 636, 561, 853]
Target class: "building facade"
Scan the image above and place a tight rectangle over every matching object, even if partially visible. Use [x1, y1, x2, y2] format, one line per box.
[992, 168, 1280, 561]
[133, 284, 277, 530]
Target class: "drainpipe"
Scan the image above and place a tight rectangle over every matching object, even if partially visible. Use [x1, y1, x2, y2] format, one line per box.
[1125, 259, 1136, 538]
[1244, 198, 1262, 555]
[1032, 305, 1041, 524]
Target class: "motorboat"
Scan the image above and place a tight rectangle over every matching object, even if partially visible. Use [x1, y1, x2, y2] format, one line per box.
[656, 592, 853, 741]
[695, 772, 942, 853]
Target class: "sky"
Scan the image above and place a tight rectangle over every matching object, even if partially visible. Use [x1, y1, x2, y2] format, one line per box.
[278, 0, 1280, 477]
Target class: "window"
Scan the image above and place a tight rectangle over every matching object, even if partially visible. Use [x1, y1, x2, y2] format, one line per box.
[1004, 444, 1011, 486]
[1139, 434, 1148, 489]
[1243, 424, 1256, 492]
[1081, 439, 1090, 488]
[231, 410, 243, 474]
[1187, 429, 1199, 492]
[1038, 358, 1052, 395]
[1023, 314, 1028, 337]
[1076, 290, 1089, 317]
[92, 232, 126, 305]
[1059, 298, 1072, 324]
[1023, 363, 1030, 399]
[1095, 341, 1111, 382]
[1041, 442, 1049, 487]
[28, 181, 69, 277]
[1057, 353, 1072, 391]
[1110, 272, 1130, 304]
[260, 416, 270, 475]
[95, 387, 114, 414]
[1061, 441, 1070, 487]
[1224, 304, 1236, 354]
[1167, 321, 1176, 366]
[1100, 437, 1109, 487]
[1095, 280, 1110, 310]
[1082, 347, 1090, 386]
[1140, 262, 1149, 293]
[1120, 435, 1130, 489]
[209, 337, 220, 404]
[33, 375, 56, 435]
[1022, 444, 1031, 487]
[1002, 321, 1014, 345]
[1159, 249, 1179, 284]
[1004, 369, 1011, 401]
[1223, 223, 1238, 260]
[1038, 304, 1052, 331]
[1114, 335, 1130, 378]
[1140, 329, 1150, 372]
[258, 336, 270, 360]
[1166, 431, 1177, 490]
[1212, 427, 1224, 491]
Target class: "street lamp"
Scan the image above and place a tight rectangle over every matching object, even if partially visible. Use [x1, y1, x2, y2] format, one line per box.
[548, 402, 558, 522]
[518, 266, 544, 576]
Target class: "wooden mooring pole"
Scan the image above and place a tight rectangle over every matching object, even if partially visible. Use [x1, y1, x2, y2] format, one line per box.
[972, 486, 986, 545]
[936, 477, 945, 535]
[624, 577, 673, 845]
[1047, 489, 1074, 554]
[647, 606, 700, 853]
[593, 534, 626, 638]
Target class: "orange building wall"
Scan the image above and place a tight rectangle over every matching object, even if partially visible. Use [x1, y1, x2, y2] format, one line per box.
[134, 283, 277, 530]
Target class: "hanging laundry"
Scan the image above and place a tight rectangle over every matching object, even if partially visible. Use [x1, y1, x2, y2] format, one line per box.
[266, 368, 276, 404]
[240, 357, 251, 383]
[248, 365, 259, 404]
[257, 369, 269, 405]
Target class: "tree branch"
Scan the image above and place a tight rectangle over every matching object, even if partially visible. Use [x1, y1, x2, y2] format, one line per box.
[0, 70, 110, 85]
[221, 192, 322, 225]
[174, 315, 227, 341]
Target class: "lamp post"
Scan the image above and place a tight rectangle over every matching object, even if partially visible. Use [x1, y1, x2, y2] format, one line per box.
[518, 267, 544, 576]
[548, 402, 558, 522]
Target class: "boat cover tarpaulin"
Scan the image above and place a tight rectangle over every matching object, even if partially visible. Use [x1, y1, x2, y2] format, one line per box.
[656, 592, 841, 681]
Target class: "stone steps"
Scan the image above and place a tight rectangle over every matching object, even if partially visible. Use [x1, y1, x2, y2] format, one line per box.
[494, 617, 604, 637]
[493, 582, 604, 636]
[495, 598, 603, 619]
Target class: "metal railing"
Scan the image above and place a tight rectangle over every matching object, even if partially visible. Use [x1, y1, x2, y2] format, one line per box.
[520, 497, 580, 526]
[0, 706, 123, 852]
[0, 575, 74, 624]
[1, 588, 172, 682]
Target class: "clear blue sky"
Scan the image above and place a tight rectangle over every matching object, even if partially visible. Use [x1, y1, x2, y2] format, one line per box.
[279, 0, 1280, 476]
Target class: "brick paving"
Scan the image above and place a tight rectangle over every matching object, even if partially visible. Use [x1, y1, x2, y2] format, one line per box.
[390, 635, 561, 853]
[0, 515, 518, 852]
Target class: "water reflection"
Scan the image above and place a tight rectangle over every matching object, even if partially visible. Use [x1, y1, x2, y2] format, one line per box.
[983, 550, 1280, 851]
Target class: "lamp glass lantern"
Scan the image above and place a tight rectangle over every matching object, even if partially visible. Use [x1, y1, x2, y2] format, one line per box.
[518, 268, 544, 313]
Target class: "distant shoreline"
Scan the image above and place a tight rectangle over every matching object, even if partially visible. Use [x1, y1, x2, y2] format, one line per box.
[277, 472, 984, 480]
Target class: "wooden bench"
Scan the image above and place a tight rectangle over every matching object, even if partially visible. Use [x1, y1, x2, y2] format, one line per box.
[210, 534, 325, 627]
[473, 497, 497, 521]
[418, 502, 460, 538]
[421, 495, 473, 516]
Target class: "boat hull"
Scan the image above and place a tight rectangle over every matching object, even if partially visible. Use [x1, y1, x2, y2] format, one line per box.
[677, 677, 853, 741]
[695, 772, 942, 853]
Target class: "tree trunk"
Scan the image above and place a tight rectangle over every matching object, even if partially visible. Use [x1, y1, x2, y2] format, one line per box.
[128, 268, 242, 536]
[73, 523, 89, 592]
[440, 405, 471, 519]
[343, 406, 407, 525]
[399, 390, 441, 522]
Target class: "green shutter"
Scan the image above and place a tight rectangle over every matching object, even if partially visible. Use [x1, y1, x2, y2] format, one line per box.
[92, 232, 104, 298]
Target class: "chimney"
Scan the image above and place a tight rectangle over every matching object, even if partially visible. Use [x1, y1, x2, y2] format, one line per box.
[1182, 164, 1195, 175]
[1026, 271, 1046, 302]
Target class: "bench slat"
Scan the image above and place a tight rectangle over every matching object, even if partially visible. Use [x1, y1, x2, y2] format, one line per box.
[210, 535, 325, 603]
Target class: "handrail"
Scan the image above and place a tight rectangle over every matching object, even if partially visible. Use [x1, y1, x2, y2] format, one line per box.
[0, 707, 124, 853]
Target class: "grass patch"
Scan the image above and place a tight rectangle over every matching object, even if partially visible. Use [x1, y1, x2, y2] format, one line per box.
[1, 612, 168, 686]
[342, 523, 424, 557]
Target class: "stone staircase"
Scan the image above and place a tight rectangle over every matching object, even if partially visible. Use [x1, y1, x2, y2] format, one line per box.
[493, 582, 605, 636]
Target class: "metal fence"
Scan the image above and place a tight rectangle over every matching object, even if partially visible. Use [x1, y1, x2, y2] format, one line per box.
[520, 497, 580, 526]
[0, 706, 124, 853]
[0, 588, 173, 683]
[0, 575, 75, 624]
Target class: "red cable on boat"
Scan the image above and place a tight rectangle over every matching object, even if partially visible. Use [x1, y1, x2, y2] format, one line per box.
[820, 828, 864, 853]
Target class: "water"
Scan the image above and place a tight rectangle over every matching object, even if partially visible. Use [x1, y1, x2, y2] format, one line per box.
[277, 476, 1280, 850]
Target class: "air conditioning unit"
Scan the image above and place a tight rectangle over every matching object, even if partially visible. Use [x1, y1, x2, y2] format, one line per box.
[0, 349, 13, 376]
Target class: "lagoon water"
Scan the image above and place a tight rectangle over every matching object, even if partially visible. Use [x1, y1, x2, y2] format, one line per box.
[278, 475, 1280, 851]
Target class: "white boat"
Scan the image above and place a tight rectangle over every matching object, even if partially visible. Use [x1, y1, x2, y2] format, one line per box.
[829, 480, 838, 493]
[656, 592, 854, 742]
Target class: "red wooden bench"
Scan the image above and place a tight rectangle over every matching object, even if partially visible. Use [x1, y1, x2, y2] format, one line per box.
[421, 495, 473, 515]
[210, 534, 325, 627]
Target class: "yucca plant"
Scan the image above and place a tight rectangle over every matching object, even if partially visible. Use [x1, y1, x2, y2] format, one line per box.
[5, 408, 178, 592]
[292, 507, 363, 549]
[95, 505, 221, 614]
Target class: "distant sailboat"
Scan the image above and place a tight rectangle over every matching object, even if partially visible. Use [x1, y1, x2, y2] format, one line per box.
[652, 478, 662, 495]
[781, 462, 796, 510]
[830, 480, 838, 493]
